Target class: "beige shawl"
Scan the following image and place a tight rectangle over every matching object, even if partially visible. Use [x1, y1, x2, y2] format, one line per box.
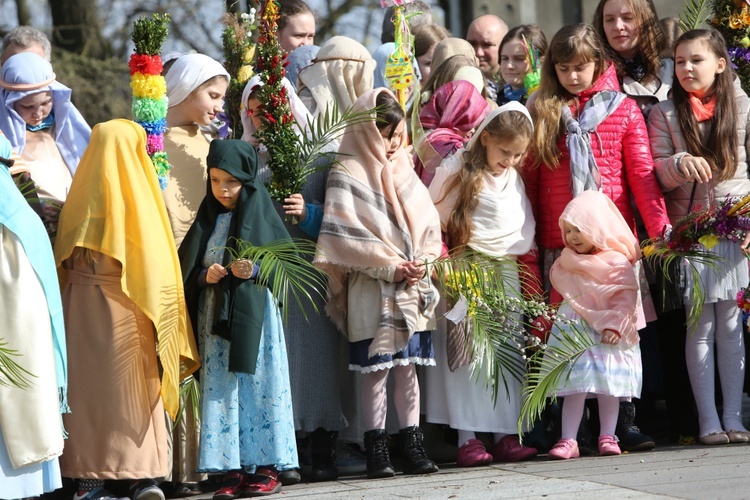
[314, 89, 442, 357]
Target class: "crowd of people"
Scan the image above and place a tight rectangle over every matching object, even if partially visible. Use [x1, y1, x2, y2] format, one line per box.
[2, 0, 750, 499]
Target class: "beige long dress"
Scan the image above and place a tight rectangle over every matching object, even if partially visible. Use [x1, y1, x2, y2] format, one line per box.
[59, 249, 169, 479]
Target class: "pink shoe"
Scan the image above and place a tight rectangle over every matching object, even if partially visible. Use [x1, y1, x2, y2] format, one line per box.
[598, 434, 621, 456]
[491, 435, 538, 462]
[548, 438, 580, 460]
[456, 439, 494, 467]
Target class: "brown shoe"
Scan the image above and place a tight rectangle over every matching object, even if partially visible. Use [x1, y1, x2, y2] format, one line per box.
[726, 430, 750, 443]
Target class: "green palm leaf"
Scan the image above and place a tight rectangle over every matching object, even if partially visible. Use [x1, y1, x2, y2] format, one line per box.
[172, 375, 201, 430]
[679, 0, 711, 32]
[223, 237, 327, 322]
[0, 339, 34, 389]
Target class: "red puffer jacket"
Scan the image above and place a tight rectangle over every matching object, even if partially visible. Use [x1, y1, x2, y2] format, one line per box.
[524, 63, 669, 251]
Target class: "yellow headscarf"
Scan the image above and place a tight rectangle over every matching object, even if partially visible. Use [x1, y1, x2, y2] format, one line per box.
[54, 119, 199, 418]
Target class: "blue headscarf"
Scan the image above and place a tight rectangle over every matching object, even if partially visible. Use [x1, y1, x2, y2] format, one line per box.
[286, 45, 320, 92]
[0, 52, 91, 174]
[0, 132, 67, 409]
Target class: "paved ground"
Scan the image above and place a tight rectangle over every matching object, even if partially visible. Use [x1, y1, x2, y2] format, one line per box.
[191, 443, 750, 499]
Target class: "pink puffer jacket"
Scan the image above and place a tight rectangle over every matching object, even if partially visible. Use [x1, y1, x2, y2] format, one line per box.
[524, 63, 670, 251]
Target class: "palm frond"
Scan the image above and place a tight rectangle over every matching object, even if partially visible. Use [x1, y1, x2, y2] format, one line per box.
[518, 320, 596, 434]
[172, 375, 201, 430]
[223, 238, 327, 322]
[0, 339, 34, 389]
[679, 0, 711, 32]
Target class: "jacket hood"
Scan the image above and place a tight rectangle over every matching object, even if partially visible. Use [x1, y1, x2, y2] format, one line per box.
[579, 63, 621, 99]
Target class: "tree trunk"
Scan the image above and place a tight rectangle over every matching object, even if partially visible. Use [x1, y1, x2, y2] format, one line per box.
[14, 0, 31, 27]
[48, 0, 112, 58]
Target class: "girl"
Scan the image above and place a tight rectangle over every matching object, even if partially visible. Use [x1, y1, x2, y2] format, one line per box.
[179, 139, 298, 497]
[54, 119, 200, 500]
[525, 23, 668, 454]
[286, 44, 320, 91]
[0, 132, 67, 499]
[497, 24, 547, 106]
[278, 0, 316, 54]
[413, 24, 451, 83]
[546, 190, 643, 460]
[0, 52, 91, 241]
[241, 74, 348, 484]
[648, 29, 750, 445]
[413, 79, 490, 186]
[426, 102, 540, 467]
[314, 89, 441, 479]
[593, 0, 672, 118]
[164, 53, 230, 247]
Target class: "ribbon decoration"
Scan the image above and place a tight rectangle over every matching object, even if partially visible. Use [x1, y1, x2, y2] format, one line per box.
[381, 0, 416, 110]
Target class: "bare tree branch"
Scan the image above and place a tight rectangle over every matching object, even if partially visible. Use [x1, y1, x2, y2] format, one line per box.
[316, 0, 368, 41]
[14, 0, 31, 26]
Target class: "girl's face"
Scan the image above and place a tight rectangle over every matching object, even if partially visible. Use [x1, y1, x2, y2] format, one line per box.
[210, 167, 242, 210]
[675, 39, 726, 100]
[380, 119, 406, 160]
[480, 133, 530, 176]
[564, 221, 596, 254]
[187, 79, 228, 126]
[246, 96, 264, 131]
[555, 58, 597, 95]
[14, 91, 53, 127]
[500, 38, 531, 90]
[416, 45, 436, 82]
[602, 0, 639, 60]
[279, 13, 316, 54]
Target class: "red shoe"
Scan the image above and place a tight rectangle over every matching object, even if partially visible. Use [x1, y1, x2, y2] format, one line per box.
[491, 435, 538, 462]
[456, 439, 493, 467]
[240, 467, 281, 497]
[213, 471, 251, 500]
[597, 434, 621, 456]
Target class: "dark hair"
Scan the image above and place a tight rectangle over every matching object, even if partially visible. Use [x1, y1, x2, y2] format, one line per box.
[673, 29, 737, 181]
[278, 0, 314, 32]
[593, 0, 665, 84]
[375, 91, 405, 140]
[660, 16, 683, 58]
[381, 1, 433, 44]
[413, 24, 451, 58]
[499, 24, 548, 64]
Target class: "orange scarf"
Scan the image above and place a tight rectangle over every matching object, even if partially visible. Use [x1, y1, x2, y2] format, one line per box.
[689, 95, 716, 122]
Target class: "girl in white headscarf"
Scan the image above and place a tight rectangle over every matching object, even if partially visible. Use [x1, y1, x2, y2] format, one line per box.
[0, 52, 91, 242]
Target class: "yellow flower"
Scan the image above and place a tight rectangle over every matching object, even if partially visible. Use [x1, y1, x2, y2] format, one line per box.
[729, 15, 744, 29]
[130, 73, 166, 99]
[698, 234, 719, 249]
[243, 45, 256, 64]
[642, 244, 656, 258]
[238, 65, 254, 84]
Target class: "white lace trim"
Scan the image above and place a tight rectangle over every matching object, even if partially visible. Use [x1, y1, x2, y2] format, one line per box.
[349, 357, 436, 373]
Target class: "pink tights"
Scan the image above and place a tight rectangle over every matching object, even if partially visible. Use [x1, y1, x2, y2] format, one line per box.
[560, 392, 620, 439]
[362, 364, 420, 431]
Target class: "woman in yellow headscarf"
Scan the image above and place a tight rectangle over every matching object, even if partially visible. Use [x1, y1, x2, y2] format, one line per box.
[54, 119, 199, 500]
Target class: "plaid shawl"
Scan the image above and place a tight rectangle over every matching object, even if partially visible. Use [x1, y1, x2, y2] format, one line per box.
[563, 89, 626, 196]
[314, 89, 442, 357]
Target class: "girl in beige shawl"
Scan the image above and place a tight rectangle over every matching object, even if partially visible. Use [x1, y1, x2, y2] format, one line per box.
[547, 190, 643, 460]
[314, 89, 441, 479]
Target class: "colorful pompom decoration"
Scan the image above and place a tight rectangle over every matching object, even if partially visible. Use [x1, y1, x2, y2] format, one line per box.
[130, 14, 171, 189]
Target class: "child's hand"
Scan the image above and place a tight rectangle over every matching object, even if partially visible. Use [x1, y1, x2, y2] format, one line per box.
[283, 193, 307, 222]
[207, 263, 228, 284]
[679, 155, 712, 184]
[394, 263, 409, 283]
[742, 231, 750, 255]
[230, 259, 254, 280]
[601, 329, 620, 345]
[403, 260, 426, 285]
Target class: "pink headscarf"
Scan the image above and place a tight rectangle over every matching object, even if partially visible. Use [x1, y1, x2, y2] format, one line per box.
[549, 191, 642, 344]
[414, 80, 489, 186]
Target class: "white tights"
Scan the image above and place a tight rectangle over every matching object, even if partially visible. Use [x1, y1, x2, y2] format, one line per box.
[560, 392, 620, 440]
[362, 364, 420, 431]
[685, 300, 747, 437]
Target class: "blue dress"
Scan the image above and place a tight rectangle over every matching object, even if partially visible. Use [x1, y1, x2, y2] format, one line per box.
[197, 212, 298, 473]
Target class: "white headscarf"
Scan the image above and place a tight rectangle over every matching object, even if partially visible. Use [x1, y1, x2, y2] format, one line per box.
[298, 36, 376, 117]
[240, 74, 311, 143]
[467, 101, 533, 149]
[165, 53, 230, 107]
[0, 52, 91, 174]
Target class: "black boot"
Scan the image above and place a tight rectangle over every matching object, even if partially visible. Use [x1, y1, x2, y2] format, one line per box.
[310, 428, 338, 482]
[399, 426, 439, 475]
[576, 404, 596, 456]
[364, 429, 395, 479]
[616, 401, 656, 451]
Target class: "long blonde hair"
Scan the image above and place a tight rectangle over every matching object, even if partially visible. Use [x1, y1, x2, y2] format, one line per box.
[440, 111, 533, 250]
[530, 24, 608, 169]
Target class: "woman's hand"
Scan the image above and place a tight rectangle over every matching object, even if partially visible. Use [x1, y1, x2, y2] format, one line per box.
[206, 263, 228, 284]
[601, 329, 620, 345]
[283, 193, 307, 222]
[230, 259, 254, 280]
[679, 155, 712, 184]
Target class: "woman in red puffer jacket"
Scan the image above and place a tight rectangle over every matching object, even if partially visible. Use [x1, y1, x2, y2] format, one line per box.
[524, 24, 669, 305]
